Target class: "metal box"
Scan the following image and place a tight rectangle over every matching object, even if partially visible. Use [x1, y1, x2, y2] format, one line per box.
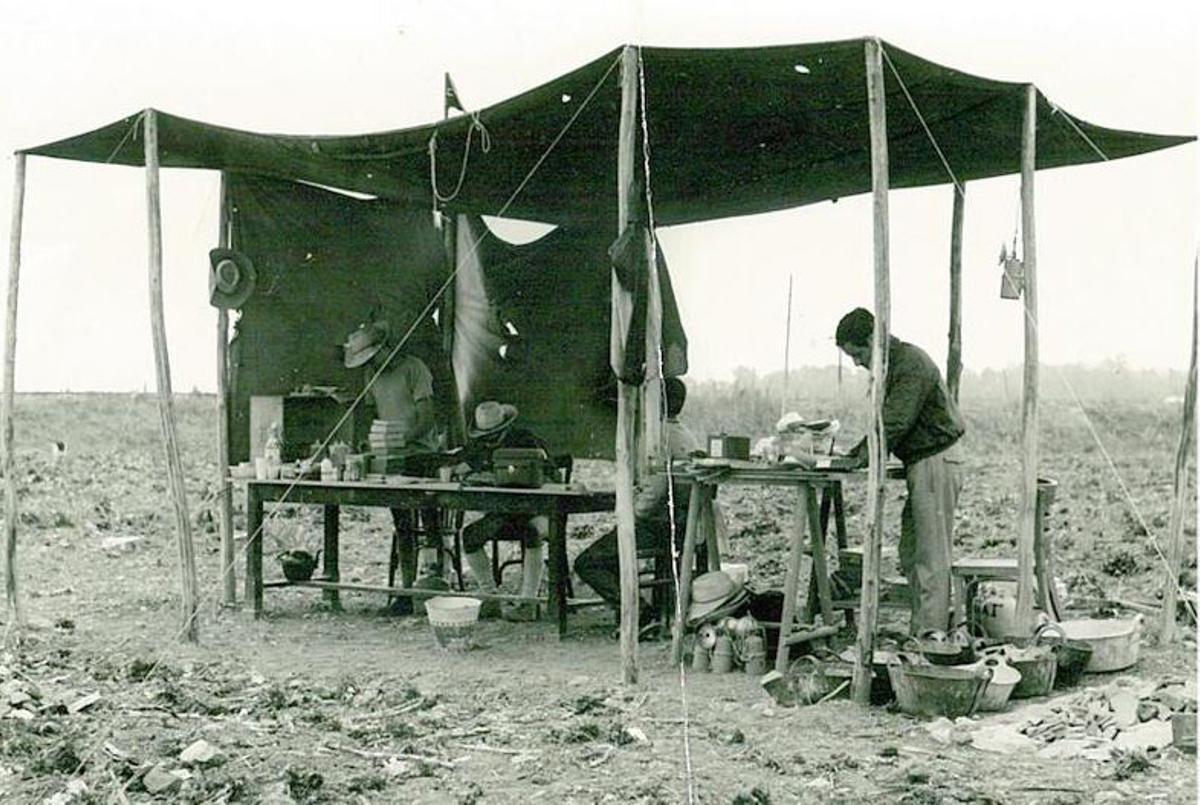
[249, 394, 358, 462]
[706, 434, 750, 460]
[492, 447, 548, 488]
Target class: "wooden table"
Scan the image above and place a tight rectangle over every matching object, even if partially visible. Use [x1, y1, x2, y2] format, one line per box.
[245, 478, 615, 637]
[669, 462, 854, 670]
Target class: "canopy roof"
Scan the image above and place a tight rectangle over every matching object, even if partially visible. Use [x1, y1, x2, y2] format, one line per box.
[22, 38, 1192, 227]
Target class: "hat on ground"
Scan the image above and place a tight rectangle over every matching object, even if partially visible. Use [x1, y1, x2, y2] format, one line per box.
[469, 401, 518, 438]
[208, 248, 256, 310]
[343, 321, 390, 369]
[686, 570, 746, 624]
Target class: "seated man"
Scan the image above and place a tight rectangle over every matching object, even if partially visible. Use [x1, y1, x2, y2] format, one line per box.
[574, 377, 701, 630]
[458, 401, 557, 622]
[344, 320, 444, 611]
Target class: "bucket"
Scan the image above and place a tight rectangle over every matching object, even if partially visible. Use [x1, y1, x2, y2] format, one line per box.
[424, 596, 482, 651]
[886, 654, 991, 719]
[973, 655, 1021, 712]
[990, 644, 1057, 699]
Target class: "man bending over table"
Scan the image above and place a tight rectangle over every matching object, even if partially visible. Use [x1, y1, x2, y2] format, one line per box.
[835, 307, 966, 634]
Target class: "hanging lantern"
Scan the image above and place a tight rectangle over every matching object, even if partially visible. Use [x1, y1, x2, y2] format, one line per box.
[998, 242, 1024, 300]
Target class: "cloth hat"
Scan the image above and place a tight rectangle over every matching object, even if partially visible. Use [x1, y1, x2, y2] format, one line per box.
[686, 570, 746, 624]
[343, 321, 389, 369]
[469, 401, 518, 438]
[208, 248, 256, 310]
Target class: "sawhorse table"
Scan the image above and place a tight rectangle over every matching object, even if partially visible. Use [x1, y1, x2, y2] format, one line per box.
[245, 478, 615, 638]
[669, 462, 851, 670]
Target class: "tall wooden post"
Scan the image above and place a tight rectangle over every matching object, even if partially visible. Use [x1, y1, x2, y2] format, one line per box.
[1015, 86, 1039, 635]
[216, 172, 236, 607]
[613, 46, 641, 683]
[947, 184, 965, 402]
[3, 153, 27, 624]
[852, 38, 891, 705]
[144, 110, 201, 642]
[1160, 261, 1197, 642]
[441, 213, 467, 446]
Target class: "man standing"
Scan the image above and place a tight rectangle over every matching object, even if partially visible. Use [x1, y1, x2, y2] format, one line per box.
[835, 308, 965, 634]
[575, 377, 701, 631]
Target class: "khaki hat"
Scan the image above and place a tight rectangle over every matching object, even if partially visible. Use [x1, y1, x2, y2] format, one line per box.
[687, 570, 746, 624]
[208, 248, 257, 310]
[343, 321, 389, 369]
[469, 401, 518, 438]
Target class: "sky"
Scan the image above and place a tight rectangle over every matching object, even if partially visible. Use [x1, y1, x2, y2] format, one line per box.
[0, 0, 1196, 392]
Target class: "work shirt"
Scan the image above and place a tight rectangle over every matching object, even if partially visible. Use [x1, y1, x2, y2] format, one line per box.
[369, 354, 438, 451]
[635, 418, 702, 525]
[855, 337, 965, 465]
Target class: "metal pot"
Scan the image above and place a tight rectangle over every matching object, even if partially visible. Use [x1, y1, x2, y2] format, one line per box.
[1059, 614, 1144, 673]
[278, 549, 320, 582]
[886, 653, 992, 719]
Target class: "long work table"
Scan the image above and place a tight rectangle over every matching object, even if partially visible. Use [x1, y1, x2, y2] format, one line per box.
[245, 478, 616, 638]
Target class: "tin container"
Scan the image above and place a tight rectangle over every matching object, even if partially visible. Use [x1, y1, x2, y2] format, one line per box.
[707, 434, 750, 460]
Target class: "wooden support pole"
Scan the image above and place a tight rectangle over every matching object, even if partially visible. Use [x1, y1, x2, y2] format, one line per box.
[1015, 85, 1039, 635]
[216, 172, 236, 608]
[1161, 261, 1198, 642]
[144, 110, 201, 642]
[3, 153, 27, 624]
[947, 183, 965, 403]
[852, 38, 891, 706]
[441, 213, 467, 447]
[613, 46, 641, 684]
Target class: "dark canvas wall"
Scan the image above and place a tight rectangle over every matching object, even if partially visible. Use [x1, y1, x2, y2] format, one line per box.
[225, 175, 450, 463]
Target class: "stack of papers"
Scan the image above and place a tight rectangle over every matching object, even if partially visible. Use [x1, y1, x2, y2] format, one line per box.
[369, 420, 408, 452]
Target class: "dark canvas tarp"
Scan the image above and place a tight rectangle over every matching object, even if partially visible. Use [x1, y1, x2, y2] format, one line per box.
[22, 39, 1192, 228]
[451, 215, 688, 458]
[224, 176, 688, 461]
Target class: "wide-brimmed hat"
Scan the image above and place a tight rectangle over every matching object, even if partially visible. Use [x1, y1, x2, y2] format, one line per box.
[343, 321, 389, 369]
[687, 570, 746, 624]
[208, 248, 256, 310]
[469, 401, 518, 438]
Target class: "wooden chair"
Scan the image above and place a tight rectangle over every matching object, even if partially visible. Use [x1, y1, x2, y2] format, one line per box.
[454, 453, 574, 589]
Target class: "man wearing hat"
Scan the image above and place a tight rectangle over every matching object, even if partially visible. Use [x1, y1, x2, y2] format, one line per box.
[575, 377, 702, 632]
[835, 307, 966, 634]
[458, 400, 557, 621]
[344, 320, 444, 605]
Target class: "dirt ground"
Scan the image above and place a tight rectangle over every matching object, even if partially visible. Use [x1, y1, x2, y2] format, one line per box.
[0, 392, 1196, 803]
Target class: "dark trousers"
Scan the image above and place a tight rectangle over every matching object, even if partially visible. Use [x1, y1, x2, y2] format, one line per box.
[390, 507, 443, 585]
[574, 517, 679, 609]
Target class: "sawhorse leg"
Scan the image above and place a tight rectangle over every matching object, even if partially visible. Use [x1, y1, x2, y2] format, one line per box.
[775, 483, 837, 673]
[670, 483, 708, 665]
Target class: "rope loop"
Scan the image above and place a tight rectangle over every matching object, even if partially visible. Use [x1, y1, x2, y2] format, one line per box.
[429, 111, 493, 206]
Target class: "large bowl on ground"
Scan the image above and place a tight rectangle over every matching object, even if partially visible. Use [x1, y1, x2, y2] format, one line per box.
[886, 654, 991, 719]
[425, 596, 482, 651]
[1059, 615, 1143, 672]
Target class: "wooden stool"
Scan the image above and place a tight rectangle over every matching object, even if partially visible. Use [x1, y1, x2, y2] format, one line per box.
[953, 477, 1063, 630]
